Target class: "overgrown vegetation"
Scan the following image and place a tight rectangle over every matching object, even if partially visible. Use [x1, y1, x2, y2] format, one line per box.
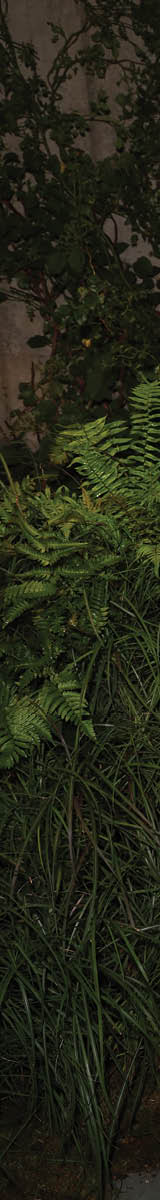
[1, 2, 160, 1195]
[1, 380, 160, 1196]
[0, 0, 160, 459]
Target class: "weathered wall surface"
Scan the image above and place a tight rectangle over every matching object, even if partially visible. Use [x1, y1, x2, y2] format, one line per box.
[0, 0, 123, 428]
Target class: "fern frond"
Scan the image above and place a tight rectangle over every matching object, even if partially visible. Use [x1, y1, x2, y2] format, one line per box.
[51, 380, 160, 511]
[38, 667, 95, 738]
[128, 379, 160, 467]
[51, 417, 108, 463]
[0, 686, 53, 768]
[3, 576, 59, 623]
[136, 541, 160, 578]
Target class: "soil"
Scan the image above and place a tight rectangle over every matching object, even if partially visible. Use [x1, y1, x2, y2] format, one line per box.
[1, 1081, 160, 1200]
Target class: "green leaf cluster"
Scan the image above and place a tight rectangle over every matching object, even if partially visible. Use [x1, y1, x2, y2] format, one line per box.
[0, 0, 160, 442]
[0, 376, 160, 772]
[1, 377, 160, 1189]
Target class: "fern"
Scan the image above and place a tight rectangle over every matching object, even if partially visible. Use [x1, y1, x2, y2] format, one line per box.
[136, 541, 160, 578]
[128, 379, 160, 465]
[0, 686, 52, 769]
[51, 379, 160, 513]
[1, 376, 160, 767]
[38, 676, 95, 736]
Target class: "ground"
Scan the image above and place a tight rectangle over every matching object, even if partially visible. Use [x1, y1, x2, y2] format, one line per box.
[1, 1080, 160, 1199]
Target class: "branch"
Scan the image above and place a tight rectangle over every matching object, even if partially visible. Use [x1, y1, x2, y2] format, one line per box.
[47, 19, 90, 90]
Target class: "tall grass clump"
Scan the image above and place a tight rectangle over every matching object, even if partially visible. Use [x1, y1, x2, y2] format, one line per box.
[1, 378, 160, 1195]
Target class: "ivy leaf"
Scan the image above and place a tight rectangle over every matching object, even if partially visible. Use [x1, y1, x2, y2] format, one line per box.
[27, 335, 50, 348]
[68, 246, 85, 276]
[133, 257, 155, 278]
[46, 249, 66, 274]
[116, 242, 129, 254]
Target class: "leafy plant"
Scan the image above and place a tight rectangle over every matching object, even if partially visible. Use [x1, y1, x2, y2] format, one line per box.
[0, 0, 160, 452]
[1, 378, 160, 1195]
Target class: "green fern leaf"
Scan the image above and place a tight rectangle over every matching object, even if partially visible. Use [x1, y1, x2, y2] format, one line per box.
[137, 541, 160, 578]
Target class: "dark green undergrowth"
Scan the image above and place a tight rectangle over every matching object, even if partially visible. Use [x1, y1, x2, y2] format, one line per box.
[1, 379, 160, 1196]
[1, 0, 160, 447]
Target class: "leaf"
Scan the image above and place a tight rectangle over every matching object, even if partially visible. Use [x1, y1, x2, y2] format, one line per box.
[137, 540, 160, 578]
[133, 257, 155, 278]
[27, 335, 49, 348]
[117, 242, 129, 254]
[68, 246, 85, 276]
[19, 383, 35, 406]
[46, 249, 66, 275]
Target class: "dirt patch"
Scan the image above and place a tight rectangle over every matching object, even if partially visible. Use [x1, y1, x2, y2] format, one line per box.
[113, 1088, 160, 1181]
[0, 1104, 97, 1200]
[1, 1084, 160, 1199]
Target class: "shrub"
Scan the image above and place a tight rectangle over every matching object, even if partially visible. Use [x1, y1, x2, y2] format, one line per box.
[1, 378, 160, 1194]
[0, 0, 160, 451]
